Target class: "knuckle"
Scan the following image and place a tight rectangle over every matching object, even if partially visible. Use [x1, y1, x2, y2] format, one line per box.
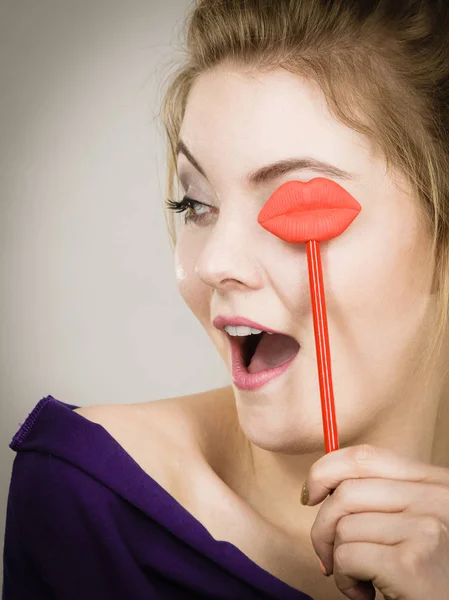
[398, 533, 442, 574]
[335, 515, 351, 544]
[334, 477, 357, 503]
[310, 520, 323, 552]
[398, 545, 424, 573]
[418, 516, 445, 540]
[416, 516, 448, 555]
[307, 462, 321, 484]
[310, 520, 319, 544]
[333, 542, 350, 573]
[352, 443, 377, 465]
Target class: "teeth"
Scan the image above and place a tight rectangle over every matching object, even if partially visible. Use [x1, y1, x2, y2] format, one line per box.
[224, 325, 273, 336]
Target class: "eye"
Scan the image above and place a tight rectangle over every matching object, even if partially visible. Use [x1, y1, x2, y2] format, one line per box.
[165, 196, 214, 225]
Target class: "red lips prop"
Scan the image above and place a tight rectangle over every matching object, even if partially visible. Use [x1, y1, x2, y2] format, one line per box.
[258, 177, 362, 453]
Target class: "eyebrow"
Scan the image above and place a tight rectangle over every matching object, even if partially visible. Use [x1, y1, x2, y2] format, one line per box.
[176, 139, 355, 185]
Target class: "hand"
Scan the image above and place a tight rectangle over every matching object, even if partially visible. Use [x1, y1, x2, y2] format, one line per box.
[304, 444, 449, 600]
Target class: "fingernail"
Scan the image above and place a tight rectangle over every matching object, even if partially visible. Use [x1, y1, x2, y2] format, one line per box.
[300, 481, 309, 505]
[317, 557, 328, 576]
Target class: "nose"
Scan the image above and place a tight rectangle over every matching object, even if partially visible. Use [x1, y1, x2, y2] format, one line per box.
[195, 210, 264, 292]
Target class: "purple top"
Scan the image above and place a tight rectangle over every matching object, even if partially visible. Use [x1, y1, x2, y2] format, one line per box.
[2, 395, 314, 600]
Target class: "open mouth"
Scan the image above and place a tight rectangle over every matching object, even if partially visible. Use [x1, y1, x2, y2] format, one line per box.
[233, 331, 300, 374]
[242, 332, 263, 368]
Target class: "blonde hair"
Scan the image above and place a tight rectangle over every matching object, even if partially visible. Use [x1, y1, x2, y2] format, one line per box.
[159, 0, 449, 370]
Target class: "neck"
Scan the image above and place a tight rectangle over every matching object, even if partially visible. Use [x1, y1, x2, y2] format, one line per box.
[225, 375, 449, 540]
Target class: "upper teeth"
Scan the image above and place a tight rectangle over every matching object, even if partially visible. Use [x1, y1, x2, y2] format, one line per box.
[224, 325, 273, 336]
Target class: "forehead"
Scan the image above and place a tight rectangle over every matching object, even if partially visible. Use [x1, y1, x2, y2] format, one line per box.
[178, 66, 374, 183]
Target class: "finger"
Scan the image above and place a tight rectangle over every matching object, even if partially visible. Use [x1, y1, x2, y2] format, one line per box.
[331, 512, 449, 576]
[305, 444, 449, 505]
[334, 512, 415, 549]
[311, 478, 449, 572]
[334, 537, 449, 600]
[332, 542, 395, 599]
[334, 577, 376, 600]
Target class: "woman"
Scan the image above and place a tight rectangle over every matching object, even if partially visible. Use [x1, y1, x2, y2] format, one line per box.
[4, 1, 449, 599]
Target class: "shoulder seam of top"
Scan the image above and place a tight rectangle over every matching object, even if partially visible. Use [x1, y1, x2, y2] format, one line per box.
[9, 395, 54, 451]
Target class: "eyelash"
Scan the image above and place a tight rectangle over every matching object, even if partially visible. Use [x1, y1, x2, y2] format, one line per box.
[165, 196, 212, 225]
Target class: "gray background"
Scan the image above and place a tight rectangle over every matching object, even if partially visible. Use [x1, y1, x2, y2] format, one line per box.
[0, 0, 230, 573]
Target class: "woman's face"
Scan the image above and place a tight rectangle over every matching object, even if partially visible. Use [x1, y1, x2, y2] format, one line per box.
[173, 64, 436, 453]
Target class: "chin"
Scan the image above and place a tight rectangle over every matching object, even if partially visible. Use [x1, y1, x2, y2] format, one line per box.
[233, 387, 374, 456]
[234, 397, 327, 454]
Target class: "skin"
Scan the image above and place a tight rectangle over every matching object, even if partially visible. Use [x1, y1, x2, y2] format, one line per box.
[173, 63, 449, 598]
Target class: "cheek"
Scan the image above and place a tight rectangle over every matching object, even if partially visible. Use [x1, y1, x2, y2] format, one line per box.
[174, 252, 187, 283]
[174, 242, 195, 296]
[325, 200, 434, 362]
[174, 239, 210, 317]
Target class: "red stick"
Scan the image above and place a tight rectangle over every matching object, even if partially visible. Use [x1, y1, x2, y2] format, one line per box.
[306, 240, 339, 453]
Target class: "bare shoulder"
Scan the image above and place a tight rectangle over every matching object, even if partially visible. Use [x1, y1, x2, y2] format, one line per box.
[72, 386, 236, 492]
[73, 385, 234, 448]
